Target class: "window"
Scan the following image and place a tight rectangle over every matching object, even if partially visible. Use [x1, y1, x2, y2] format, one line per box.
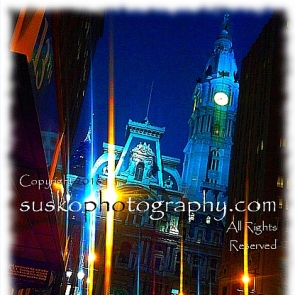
[210, 259, 217, 268]
[135, 214, 142, 226]
[192, 266, 198, 278]
[127, 213, 134, 225]
[201, 115, 206, 132]
[197, 230, 203, 243]
[213, 233, 219, 245]
[210, 150, 220, 171]
[213, 123, 220, 135]
[286, 198, 289, 210]
[277, 176, 284, 188]
[206, 215, 211, 224]
[210, 270, 216, 282]
[207, 115, 212, 132]
[134, 162, 144, 181]
[189, 212, 195, 223]
[175, 262, 180, 275]
[278, 197, 283, 209]
[280, 138, 286, 147]
[169, 216, 179, 234]
[118, 242, 132, 264]
[209, 179, 217, 184]
[154, 257, 161, 270]
[192, 254, 198, 264]
[211, 159, 219, 171]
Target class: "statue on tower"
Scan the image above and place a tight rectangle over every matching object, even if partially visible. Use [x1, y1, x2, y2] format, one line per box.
[222, 13, 230, 32]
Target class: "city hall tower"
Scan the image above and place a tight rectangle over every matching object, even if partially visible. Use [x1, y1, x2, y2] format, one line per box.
[182, 14, 239, 209]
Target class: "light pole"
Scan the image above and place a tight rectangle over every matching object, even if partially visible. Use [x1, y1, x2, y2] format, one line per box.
[197, 241, 200, 295]
[77, 270, 85, 295]
[237, 272, 257, 294]
[65, 269, 85, 295]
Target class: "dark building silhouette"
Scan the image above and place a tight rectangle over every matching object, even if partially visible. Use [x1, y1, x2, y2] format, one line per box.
[10, 10, 104, 295]
[218, 12, 287, 295]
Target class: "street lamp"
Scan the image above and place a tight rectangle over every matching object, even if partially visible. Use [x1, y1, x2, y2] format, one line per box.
[237, 273, 256, 294]
[65, 269, 86, 295]
[65, 269, 73, 295]
[77, 270, 85, 280]
[242, 274, 250, 284]
[66, 269, 73, 281]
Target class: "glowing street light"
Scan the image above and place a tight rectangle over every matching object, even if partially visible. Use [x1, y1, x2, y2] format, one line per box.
[66, 269, 73, 281]
[242, 274, 250, 284]
[77, 270, 85, 280]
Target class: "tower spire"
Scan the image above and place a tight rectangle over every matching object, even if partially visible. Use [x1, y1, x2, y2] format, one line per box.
[84, 124, 91, 142]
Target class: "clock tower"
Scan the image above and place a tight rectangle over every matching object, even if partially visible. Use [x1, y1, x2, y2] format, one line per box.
[182, 14, 239, 209]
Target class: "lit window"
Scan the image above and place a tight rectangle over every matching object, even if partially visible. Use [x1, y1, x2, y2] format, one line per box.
[213, 123, 220, 135]
[206, 216, 211, 224]
[280, 138, 286, 147]
[285, 198, 288, 210]
[277, 176, 284, 188]
[169, 216, 179, 234]
[197, 230, 203, 243]
[278, 197, 283, 209]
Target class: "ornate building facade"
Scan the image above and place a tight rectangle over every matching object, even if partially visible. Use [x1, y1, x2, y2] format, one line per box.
[68, 117, 225, 295]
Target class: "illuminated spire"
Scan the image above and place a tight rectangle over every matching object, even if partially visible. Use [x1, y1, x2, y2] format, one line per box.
[84, 124, 92, 142]
[202, 13, 237, 82]
[70, 125, 91, 177]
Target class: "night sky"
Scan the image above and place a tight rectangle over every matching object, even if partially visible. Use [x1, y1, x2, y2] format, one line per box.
[74, 9, 274, 171]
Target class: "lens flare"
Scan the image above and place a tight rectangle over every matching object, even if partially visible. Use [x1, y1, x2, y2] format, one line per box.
[104, 17, 116, 295]
[242, 274, 250, 284]
[180, 209, 184, 295]
[243, 149, 250, 295]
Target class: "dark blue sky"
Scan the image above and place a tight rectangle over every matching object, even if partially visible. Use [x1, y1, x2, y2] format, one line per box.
[74, 9, 274, 170]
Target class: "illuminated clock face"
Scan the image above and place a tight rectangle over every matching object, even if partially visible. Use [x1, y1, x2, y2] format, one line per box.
[214, 92, 229, 106]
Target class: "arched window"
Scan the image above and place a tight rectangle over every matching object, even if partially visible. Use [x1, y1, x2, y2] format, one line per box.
[210, 150, 220, 171]
[134, 162, 144, 181]
[118, 242, 132, 264]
